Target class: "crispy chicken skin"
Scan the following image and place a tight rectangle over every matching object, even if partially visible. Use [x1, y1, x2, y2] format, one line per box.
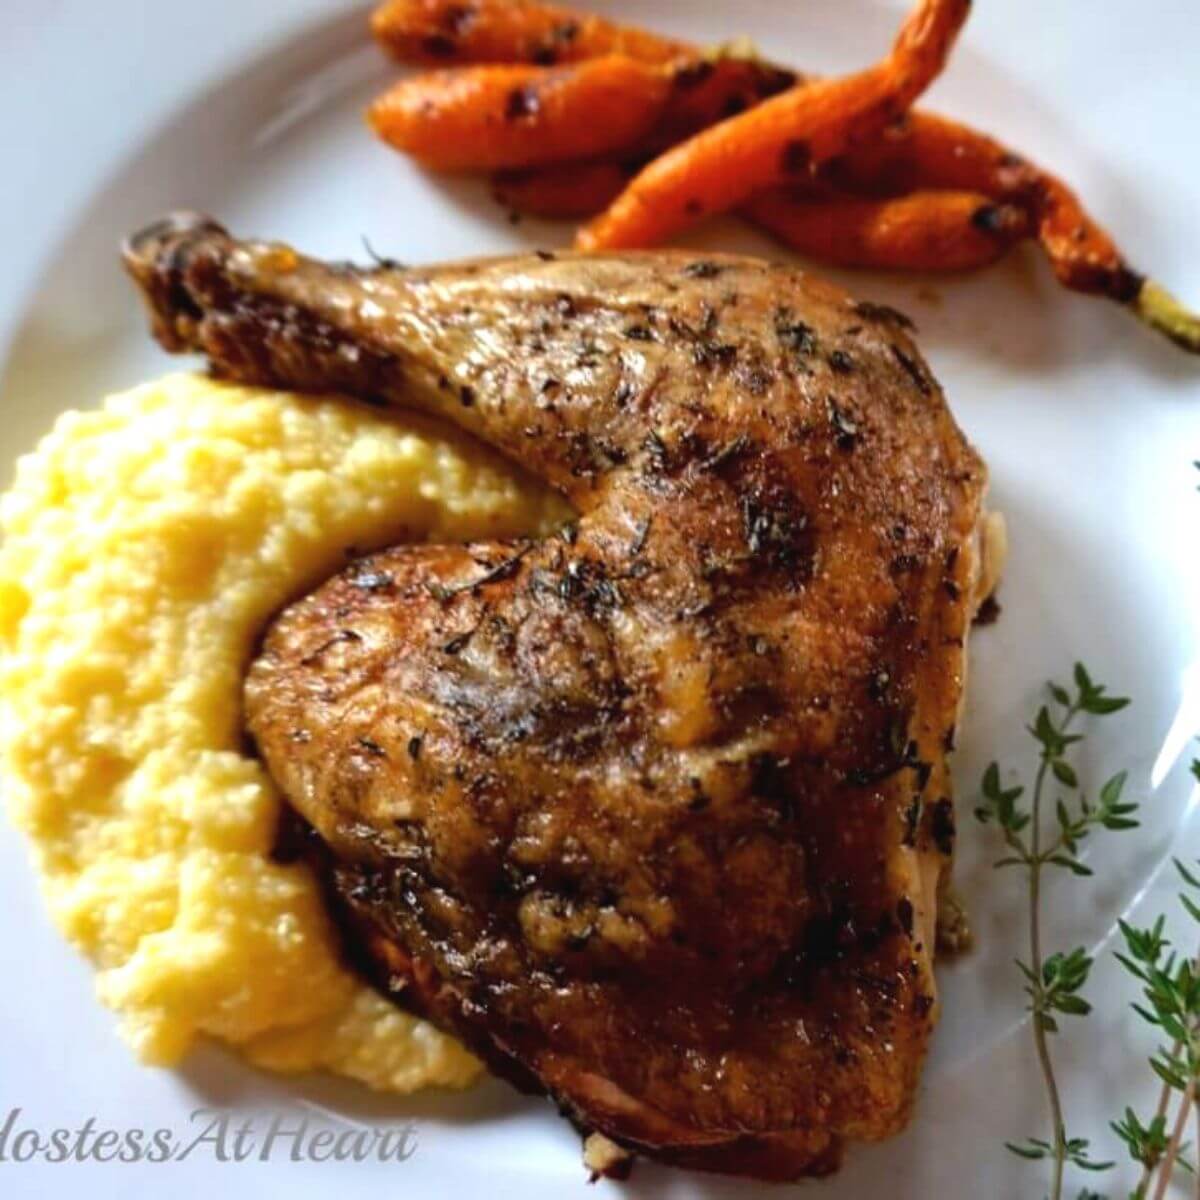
[123, 215, 987, 1179]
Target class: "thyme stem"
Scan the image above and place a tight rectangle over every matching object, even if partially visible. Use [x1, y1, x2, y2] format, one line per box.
[1137, 1057, 1178, 1198]
[1028, 702, 1081, 1200]
[1155, 945, 1200, 1200]
[1194, 1096, 1200, 1200]
[1152, 1073, 1195, 1200]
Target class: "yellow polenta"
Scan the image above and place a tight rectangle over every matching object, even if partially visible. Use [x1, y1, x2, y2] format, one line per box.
[0, 372, 567, 1091]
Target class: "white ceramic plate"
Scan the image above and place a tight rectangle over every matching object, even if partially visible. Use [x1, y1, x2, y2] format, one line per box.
[1, 1, 1198, 1196]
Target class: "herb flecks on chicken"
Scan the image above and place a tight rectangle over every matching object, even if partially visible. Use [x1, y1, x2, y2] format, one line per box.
[123, 214, 996, 1180]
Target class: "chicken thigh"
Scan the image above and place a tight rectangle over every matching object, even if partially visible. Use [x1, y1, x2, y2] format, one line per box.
[123, 215, 991, 1178]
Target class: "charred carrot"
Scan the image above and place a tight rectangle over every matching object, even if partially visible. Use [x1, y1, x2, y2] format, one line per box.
[746, 188, 1029, 273]
[367, 57, 672, 171]
[492, 160, 635, 218]
[370, 54, 797, 173]
[493, 158, 814, 221]
[828, 112, 1200, 349]
[499, 164, 1029, 275]
[653, 57, 799, 149]
[829, 113, 1132, 294]
[371, 0, 691, 67]
[576, 0, 971, 251]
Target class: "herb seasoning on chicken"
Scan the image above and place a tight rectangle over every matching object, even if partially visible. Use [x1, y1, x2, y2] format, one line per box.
[123, 214, 1002, 1180]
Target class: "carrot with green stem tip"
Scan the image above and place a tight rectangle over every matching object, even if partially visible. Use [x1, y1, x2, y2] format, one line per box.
[828, 112, 1200, 349]
[576, 0, 971, 251]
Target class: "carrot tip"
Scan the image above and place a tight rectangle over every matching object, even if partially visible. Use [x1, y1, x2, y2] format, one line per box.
[1134, 280, 1200, 356]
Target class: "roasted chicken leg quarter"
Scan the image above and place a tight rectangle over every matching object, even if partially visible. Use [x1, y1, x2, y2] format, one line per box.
[123, 214, 998, 1180]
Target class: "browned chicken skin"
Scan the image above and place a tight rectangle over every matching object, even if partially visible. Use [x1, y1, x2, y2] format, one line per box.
[122, 215, 988, 1179]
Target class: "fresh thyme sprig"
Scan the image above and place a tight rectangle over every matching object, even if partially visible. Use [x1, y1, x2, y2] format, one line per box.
[1110, 800, 1200, 1200]
[975, 663, 1136, 1200]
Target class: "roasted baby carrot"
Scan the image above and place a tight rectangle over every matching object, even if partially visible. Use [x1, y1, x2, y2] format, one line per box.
[828, 112, 1200, 348]
[746, 188, 1029, 272]
[371, 0, 691, 67]
[652, 56, 799, 150]
[576, 0, 971, 251]
[828, 113, 1133, 295]
[367, 57, 671, 171]
[492, 160, 634, 218]
[370, 54, 797, 173]
[498, 165, 1029, 274]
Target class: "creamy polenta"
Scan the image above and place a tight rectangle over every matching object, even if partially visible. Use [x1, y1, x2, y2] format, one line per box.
[0, 373, 567, 1091]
